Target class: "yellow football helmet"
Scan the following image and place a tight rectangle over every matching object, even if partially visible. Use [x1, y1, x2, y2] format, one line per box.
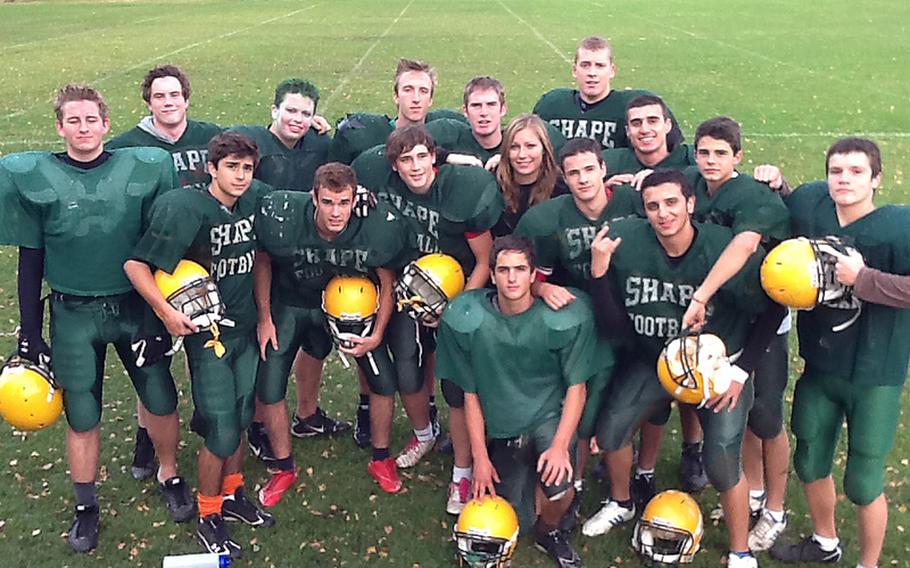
[760, 236, 853, 309]
[454, 496, 519, 568]
[657, 333, 731, 406]
[0, 356, 63, 431]
[322, 275, 380, 349]
[154, 260, 224, 329]
[633, 490, 703, 564]
[396, 253, 465, 325]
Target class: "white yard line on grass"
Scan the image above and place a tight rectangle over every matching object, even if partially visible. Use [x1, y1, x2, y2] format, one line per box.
[2, 4, 320, 121]
[321, 0, 416, 114]
[496, 0, 572, 64]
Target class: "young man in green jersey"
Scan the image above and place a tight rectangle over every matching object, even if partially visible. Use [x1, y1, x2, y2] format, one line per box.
[437, 234, 598, 568]
[769, 139, 910, 568]
[533, 36, 682, 150]
[0, 84, 189, 553]
[679, 116, 792, 547]
[330, 58, 466, 165]
[253, 162, 425, 498]
[583, 169, 767, 568]
[353, 124, 504, 513]
[125, 132, 275, 559]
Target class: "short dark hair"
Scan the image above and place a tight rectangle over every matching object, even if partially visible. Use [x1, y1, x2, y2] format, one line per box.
[558, 137, 604, 170]
[826, 137, 882, 179]
[490, 234, 536, 272]
[313, 162, 358, 194]
[141, 64, 191, 103]
[273, 78, 320, 109]
[575, 36, 613, 62]
[208, 132, 259, 168]
[54, 83, 108, 122]
[640, 168, 694, 200]
[385, 124, 436, 166]
[394, 58, 437, 96]
[695, 116, 741, 154]
[463, 76, 505, 107]
[625, 95, 669, 123]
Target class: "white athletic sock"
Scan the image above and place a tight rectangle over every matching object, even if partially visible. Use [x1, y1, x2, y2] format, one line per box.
[812, 533, 840, 551]
[749, 489, 766, 500]
[765, 508, 785, 523]
[856, 564, 876, 568]
[635, 467, 654, 476]
[414, 425, 434, 442]
[452, 466, 472, 483]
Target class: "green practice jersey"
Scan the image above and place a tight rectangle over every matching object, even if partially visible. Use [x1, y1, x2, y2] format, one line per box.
[684, 167, 790, 240]
[132, 181, 271, 331]
[352, 150, 503, 274]
[607, 217, 767, 363]
[426, 118, 568, 164]
[256, 190, 412, 308]
[436, 289, 602, 438]
[329, 110, 468, 165]
[533, 88, 681, 150]
[107, 118, 223, 189]
[515, 190, 641, 288]
[0, 148, 178, 295]
[601, 143, 695, 176]
[787, 182, 910, 386]
[229, 125, 330, 191]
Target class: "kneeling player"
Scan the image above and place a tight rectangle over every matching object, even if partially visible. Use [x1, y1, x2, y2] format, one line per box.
[437, 235, 604, 568]
[126, 132, 274, 559]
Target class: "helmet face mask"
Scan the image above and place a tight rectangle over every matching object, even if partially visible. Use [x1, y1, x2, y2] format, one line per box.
[633, 490, 703, 565]
[396, 253, 465, 325]
[322, 275, 380, 348]
[454, 496, 519, 568]
[155, 260, 224, 330]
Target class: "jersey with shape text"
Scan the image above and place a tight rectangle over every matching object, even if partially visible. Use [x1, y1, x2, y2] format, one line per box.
[601, 143, 695, 176]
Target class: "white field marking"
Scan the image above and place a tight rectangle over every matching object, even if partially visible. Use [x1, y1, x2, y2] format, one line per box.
[496, 0, 572, 64]
[5, 132, 910, 149]
[1, 4, 320, 121]
[0, 15, 168, 52]
[320, 0, 415, 114]
[598, 5, 901, 100]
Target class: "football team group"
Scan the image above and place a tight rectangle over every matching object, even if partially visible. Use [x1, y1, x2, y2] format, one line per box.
[1, 34, 908, 568]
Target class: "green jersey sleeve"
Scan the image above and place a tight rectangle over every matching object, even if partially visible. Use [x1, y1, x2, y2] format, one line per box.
[545, 291, 603, 387]
[133, 190, 205, 273]
[0, 153, 44, 248]
[435, 297, 483, 393]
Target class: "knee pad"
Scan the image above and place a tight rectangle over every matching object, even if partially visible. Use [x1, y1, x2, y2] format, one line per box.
[843, 451, 885, 506]
[647, 401, 672, 426]
[63, 389, 102, 432]
[442, 379, 464, 409]
[747, 398, 784, 440]
[136, 377, 178, 417]
[702, 443, 741, 492]
[202, 414, 242, 459]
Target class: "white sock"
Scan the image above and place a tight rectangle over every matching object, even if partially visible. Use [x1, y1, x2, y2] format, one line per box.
[635, 467, 654, 476]
[749, 489, 766, 500]
[414, 424, 434, 442]
[856, 564, 876, 568]
[765, 508, 785, 523]
[452, 466, 472, 483]
[812, 533, 840, 551]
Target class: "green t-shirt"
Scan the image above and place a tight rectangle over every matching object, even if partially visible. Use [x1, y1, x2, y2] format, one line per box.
[256, 191, 412, 308]
[329, 110, 469, 165]
[786, 181, 910, 386]
[515, 190, 641, 289]
[352, 149, 504, 274]
[533, 88, 681, 150]
[426, 118, 568, 164]
[107, 118, 223, 189]
[131, 181, 271, 331]
[229, 125, 330, 191]
[607, 217, 767, 364]
[601, 143, 695, 176]
[436, 289, 603, 438]
[684, 168, 790, 240]
[0, 148, 178, 295]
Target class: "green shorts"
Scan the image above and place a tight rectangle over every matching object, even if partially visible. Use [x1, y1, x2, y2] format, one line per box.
[186, 327, 260, 459]
[792, 368, 902, 505]
[50, 291, 176, 432]
[489, 415, 577, 534]
[256, 301, 332, 405]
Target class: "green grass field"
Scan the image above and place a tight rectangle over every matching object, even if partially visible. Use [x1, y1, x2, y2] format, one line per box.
[1, 1, 910, 566]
